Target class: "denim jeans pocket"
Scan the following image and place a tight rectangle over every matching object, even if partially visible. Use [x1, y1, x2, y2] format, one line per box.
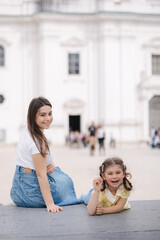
[22, 178, 41, 197]
[25, 187, 41, 197]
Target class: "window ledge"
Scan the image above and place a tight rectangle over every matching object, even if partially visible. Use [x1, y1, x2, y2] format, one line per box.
[63, 78, 84, 83]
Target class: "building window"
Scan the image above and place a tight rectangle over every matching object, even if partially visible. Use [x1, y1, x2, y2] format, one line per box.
[68, 53, 80, 75]
[152, 54, 160, 75]
[0, 94, 5, 104]
[0, 46, 5, 67]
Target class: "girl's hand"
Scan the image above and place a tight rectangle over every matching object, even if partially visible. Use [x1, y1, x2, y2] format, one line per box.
[47, 163, 55, 174]
[47, 203, 63, 213]
[96, 202, 103, 215]
[93, 177, 103, 192]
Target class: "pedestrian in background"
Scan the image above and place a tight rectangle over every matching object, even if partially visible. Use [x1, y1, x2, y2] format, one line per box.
[88, 122, 97, 155]
[97, 124, 105, 155]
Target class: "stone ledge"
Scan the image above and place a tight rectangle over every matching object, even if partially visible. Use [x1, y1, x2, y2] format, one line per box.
[0, 200, 160, 240]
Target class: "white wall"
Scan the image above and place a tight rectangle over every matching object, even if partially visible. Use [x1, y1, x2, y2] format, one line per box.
[0, 0, 160, 144]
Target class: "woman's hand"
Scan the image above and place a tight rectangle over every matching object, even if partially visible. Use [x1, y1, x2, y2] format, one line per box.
[47, 163, 55, 174]
[96, 202, 103, 215]
[93, 177, 103, 192]
[47, 203, 63, 213]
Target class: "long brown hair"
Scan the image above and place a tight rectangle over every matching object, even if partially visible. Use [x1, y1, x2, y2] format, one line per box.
[27, 96, 52, 157]
[99, 157, 133, 192]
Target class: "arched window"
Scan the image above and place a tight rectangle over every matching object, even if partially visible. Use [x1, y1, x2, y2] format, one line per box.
[0, 46, 5, 67]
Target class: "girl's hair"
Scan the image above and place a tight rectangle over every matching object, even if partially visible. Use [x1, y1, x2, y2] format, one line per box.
[27, 96, 52, 157]
[99, 157, 133, 192]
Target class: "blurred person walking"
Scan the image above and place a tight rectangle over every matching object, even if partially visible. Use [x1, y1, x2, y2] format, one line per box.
[88, 122, 97, 155]
[97, 124, 105, 155]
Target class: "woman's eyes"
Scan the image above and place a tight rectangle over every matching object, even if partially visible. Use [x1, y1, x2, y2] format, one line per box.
[40, 112, 52, 117]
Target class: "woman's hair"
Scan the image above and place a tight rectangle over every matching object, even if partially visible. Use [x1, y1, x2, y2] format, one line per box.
[27, 96, 52, 157]
[99, 157, 133, 192]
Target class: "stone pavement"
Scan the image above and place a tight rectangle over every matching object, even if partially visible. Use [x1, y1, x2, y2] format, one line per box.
[0, 200, 160, 240]
[0, 143, 160, 204]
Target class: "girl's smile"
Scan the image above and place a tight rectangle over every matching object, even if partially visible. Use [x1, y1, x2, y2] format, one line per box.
[102, 164, 125, 192]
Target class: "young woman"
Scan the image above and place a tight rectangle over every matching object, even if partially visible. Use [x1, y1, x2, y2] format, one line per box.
[10, 97, 82, 212]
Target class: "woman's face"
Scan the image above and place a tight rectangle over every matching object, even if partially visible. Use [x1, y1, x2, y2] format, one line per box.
[35, 105, 53, 131]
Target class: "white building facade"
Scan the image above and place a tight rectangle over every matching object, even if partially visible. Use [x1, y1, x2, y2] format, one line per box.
[0, 0, 160, 144]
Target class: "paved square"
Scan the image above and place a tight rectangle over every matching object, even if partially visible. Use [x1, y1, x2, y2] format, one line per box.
[0, 143, 160, 204]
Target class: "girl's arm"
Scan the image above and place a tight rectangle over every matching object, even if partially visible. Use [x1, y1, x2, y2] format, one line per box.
[33, 153, 63, 213]
[87, 177, 103, 216]
[96, 198, 127, 215]
[87, 190, 100, 215]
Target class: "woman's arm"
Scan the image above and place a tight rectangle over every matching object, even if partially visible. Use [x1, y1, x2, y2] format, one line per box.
[87, 177, 103, 215]
[33, 153, 63, 213]
[96, 198, 127, 215]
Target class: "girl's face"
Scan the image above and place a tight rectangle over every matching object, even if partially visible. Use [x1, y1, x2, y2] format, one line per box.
[35, 105, 53, 131]
[102, 164, 125, 190]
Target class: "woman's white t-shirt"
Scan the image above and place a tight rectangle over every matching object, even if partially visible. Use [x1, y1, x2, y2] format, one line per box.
[16, 127, 53, 170]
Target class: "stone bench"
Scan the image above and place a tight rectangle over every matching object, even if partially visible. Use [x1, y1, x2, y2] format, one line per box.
[0, 200, 160, 240]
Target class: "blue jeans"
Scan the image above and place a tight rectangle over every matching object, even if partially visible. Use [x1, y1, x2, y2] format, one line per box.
[80, 189, 94, 205]
[10, 166, 82, 208]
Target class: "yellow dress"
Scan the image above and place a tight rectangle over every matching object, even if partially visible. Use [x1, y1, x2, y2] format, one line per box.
[97, 184, 131, 210]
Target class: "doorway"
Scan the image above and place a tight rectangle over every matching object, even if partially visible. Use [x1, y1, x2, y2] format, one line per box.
[149, 95, 160, 133]
[69, 115, 81, 132]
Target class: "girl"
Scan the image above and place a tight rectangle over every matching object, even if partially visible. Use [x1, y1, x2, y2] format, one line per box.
[83, 157, 133, 215]
[10, 97, 82, 213]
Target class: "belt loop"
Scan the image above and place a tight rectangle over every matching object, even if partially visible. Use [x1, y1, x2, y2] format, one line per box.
[19, 165, 22, 172]
[16, 165, 20, 173]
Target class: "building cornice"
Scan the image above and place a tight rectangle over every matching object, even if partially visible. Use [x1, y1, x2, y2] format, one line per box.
[0, 11, 160, 23]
